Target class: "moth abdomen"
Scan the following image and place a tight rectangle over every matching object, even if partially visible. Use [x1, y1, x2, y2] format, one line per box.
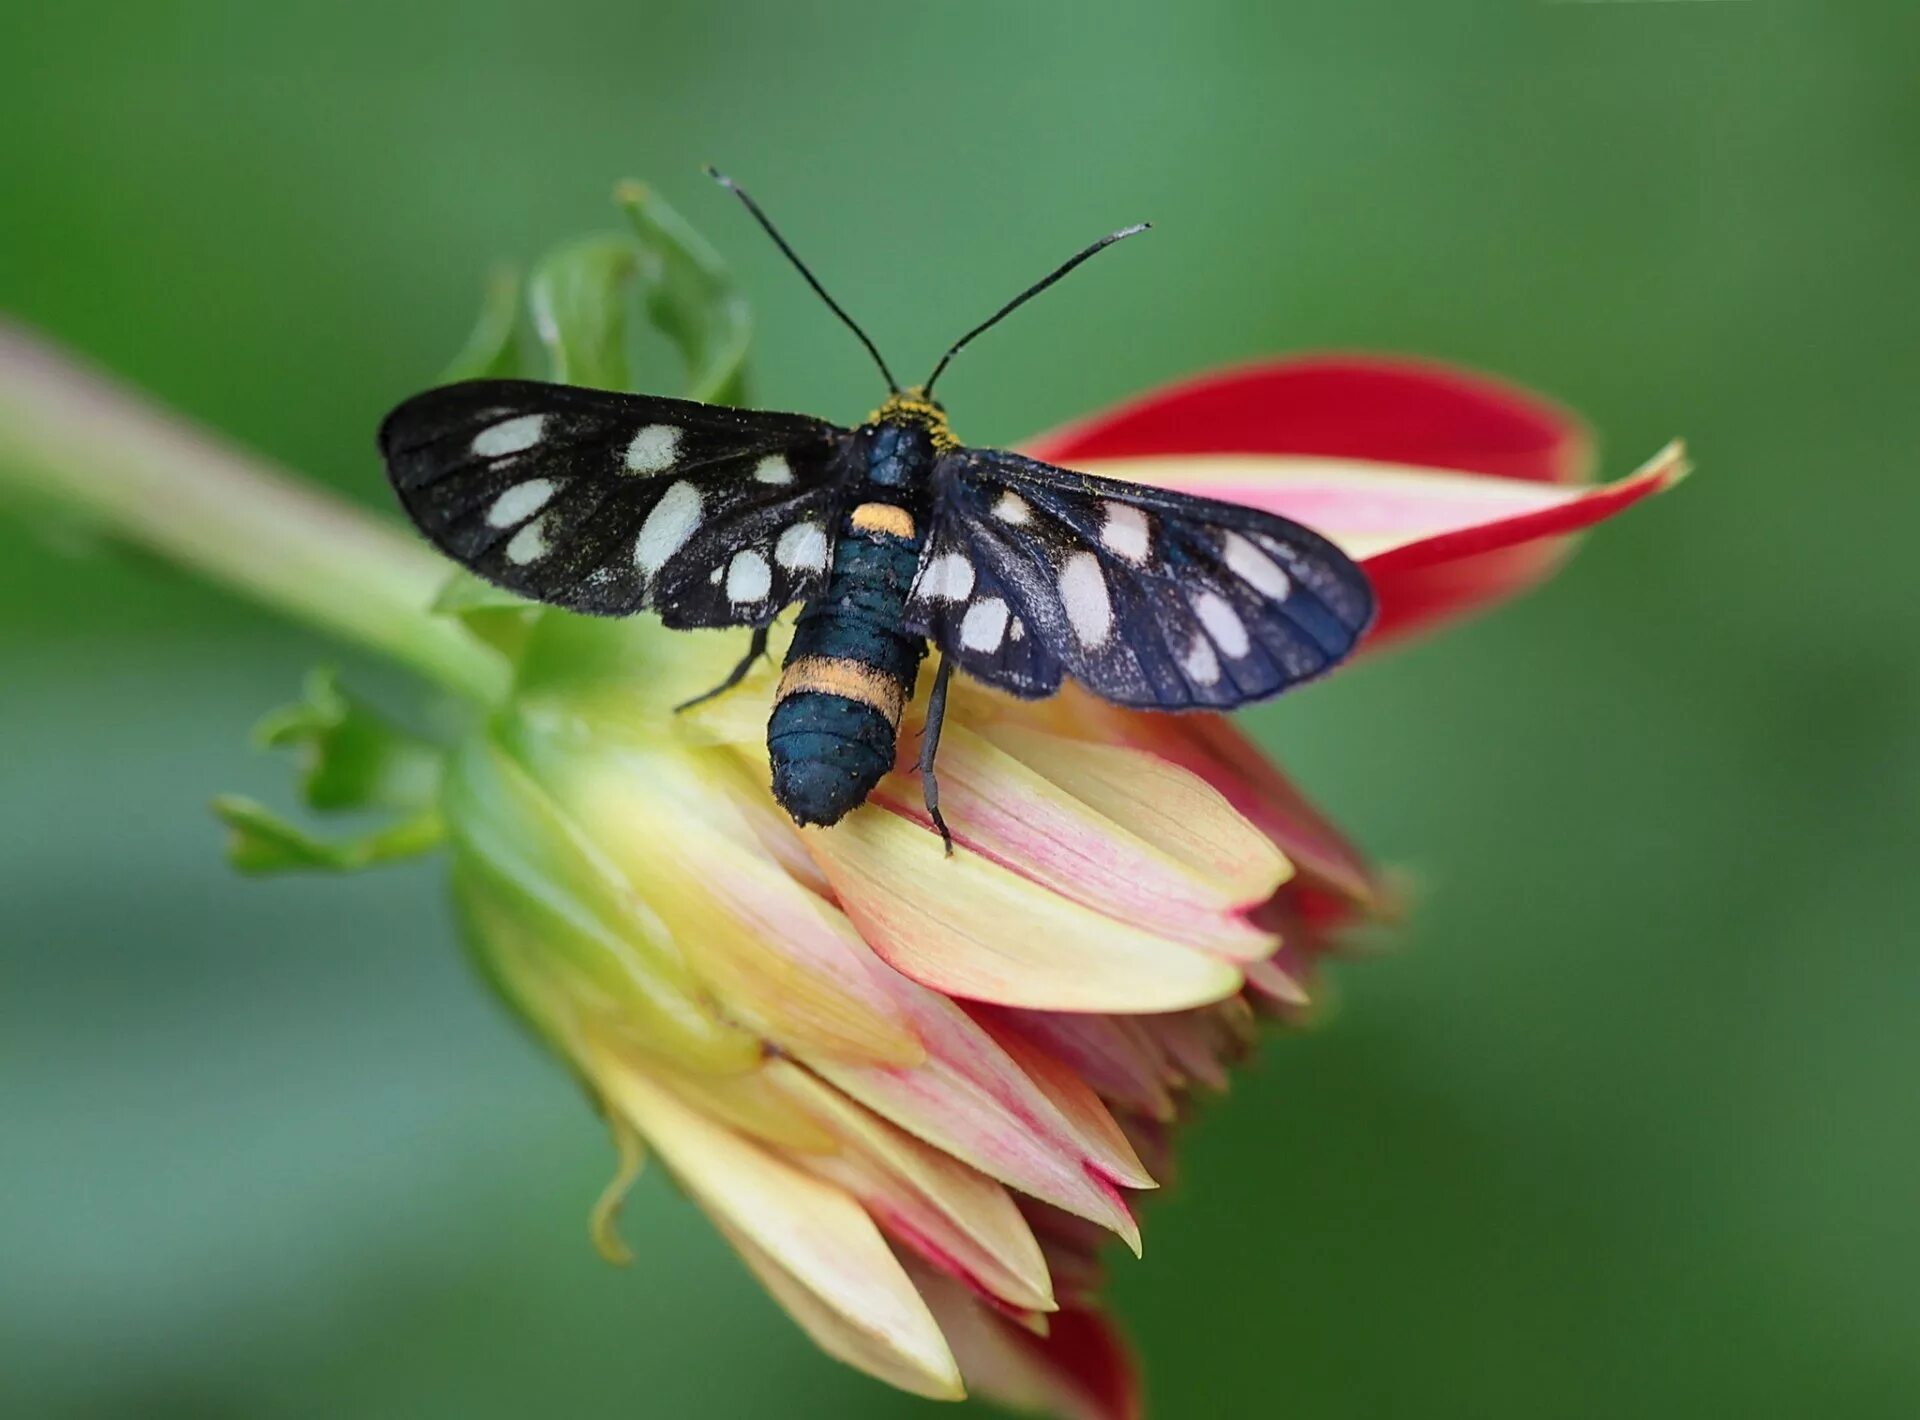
[767, 493, 928, 826]
[767, 664, 904, 827]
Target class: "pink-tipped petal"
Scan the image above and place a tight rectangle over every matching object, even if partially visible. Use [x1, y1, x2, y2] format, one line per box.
[809, 973, 1152, 1248]
[871, 719, 1284, 960]
[1116, 705, 1380, 909]
[806, 806, 1244, 1014]
[1027, 354, 1591, 484]
[1137, 1011, 1235, 1093]
[599, 1064, 963, 1400]
[771, 1062, 1058, 1316]
[972, 1007, 1180, 1123]
[722, 1221, 967, 1402]
[965, 1013, 1154, 1192]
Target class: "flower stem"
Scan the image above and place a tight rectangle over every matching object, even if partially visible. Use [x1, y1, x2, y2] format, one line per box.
[0, 321, 509, 703]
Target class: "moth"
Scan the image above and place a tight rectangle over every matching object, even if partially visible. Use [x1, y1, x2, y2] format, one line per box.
[379, 171, 1375, 850]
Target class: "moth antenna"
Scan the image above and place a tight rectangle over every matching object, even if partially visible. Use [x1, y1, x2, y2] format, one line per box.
[706, 166, 900, 394]
[922, 222, 1150, 397]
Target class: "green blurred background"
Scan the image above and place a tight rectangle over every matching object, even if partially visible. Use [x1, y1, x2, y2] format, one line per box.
[4, 3, 1916, 1417]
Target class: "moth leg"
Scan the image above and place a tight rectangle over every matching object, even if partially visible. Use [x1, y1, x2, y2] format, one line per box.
[918, 655, 956, 856]
[674, 625, 772, 712]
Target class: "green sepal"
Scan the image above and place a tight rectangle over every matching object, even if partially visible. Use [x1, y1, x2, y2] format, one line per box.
[439, 264, 525, 383]
[430, 570, 543, 659]
[440, 731, 760, 1076]
[213, 795, 445, 875]
[615, 181, 751, 405]
[252, 667, 442, 813]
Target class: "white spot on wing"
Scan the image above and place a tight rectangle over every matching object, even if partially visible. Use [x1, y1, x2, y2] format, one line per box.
[754, 454, 793, 484]
[726, 549, 772, 603]
[485, 477, 557, 528]
[919, 551, 975, 602]
[1009, 618, 1025, 642]
[775, 521, 828, 572]
[1222, 531, 1291, 600]
[1100, 502, 1151, 564]
[505, 515, 549, 565]
[992, 491, 1031, 525]
[1192, 590, 1250, 659]
[634, 481, 702, 575]
[1057, 551, 1113, 647]
[708, 565, 723, 584]
[1180, 635, 1222, 686]
[624, 424, 682, 474]
[472, 414, 545, 458]
[960, 597, 1010, 652]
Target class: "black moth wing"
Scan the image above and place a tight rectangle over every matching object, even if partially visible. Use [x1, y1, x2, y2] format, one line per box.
[903, 448, 1376, 708]
[379, 379, 855, 626]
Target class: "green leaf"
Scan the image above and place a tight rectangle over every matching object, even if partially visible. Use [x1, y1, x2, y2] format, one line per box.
[213, 795, 444, 875]
[528, 235, 641, 390]
[615, 181, 752, 405]
[440, 264, 525, 383]
[253, 667, 442, 813]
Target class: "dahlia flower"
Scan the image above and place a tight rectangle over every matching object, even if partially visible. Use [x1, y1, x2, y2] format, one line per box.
[0, 186, 1683, 1418]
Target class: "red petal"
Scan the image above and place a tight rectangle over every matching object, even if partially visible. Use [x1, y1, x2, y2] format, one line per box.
[914, 1260, 1144, 1420]
[1357, 442, 1685, 644]
[1027, 354, 1591, 484]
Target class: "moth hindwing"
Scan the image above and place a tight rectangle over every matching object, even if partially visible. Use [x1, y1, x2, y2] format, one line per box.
[378, 379, 856, 625]
[903, 447, 1376, 708]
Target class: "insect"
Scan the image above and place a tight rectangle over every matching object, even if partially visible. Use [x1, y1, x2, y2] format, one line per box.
[380, 171, 1375, 851]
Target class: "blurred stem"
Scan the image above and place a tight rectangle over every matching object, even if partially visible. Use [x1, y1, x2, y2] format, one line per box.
[0, 321, 509, 703]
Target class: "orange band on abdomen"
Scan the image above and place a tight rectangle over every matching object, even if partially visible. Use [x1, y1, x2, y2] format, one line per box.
[776, 655, 908, 726]
[849, 501, 916, 540]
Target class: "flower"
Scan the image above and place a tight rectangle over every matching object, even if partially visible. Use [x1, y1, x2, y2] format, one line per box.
[0, 198, 1682, 1412]
[438, 356, 1685, 1415]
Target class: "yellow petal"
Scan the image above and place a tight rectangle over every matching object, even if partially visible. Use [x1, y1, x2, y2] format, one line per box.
[599, 1062, 963, 1401]
[719, 1222, 966, 1401]
[808, 806, 1244, 1014]
[558, 745, 926, 1068]
[631, 1054, 839, 1154]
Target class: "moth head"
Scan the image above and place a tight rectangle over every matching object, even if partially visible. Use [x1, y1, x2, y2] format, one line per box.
[870, 387, 960, 452]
